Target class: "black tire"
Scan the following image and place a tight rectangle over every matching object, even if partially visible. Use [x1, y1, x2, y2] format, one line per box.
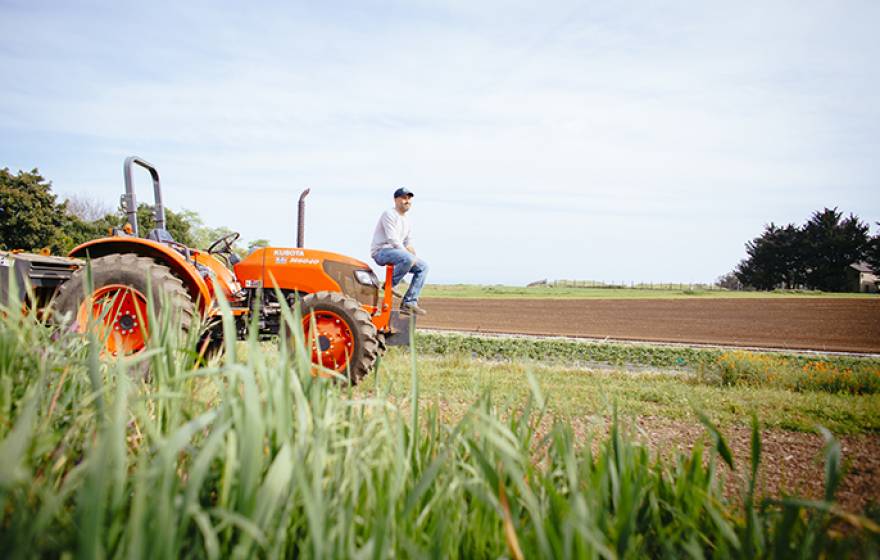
[54, 254, 196, 357]
[295, 290, 380, 385]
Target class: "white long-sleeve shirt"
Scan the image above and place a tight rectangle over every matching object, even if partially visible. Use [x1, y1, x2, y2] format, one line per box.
[371, 209, 412, 257]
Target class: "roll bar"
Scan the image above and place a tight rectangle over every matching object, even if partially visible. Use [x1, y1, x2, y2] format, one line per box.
[122, 156, 165, 237]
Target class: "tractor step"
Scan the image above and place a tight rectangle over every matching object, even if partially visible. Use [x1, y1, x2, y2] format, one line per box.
[384, 310, 415, 346]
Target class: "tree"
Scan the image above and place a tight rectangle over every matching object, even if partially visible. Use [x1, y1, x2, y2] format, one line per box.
[800, 208, 869, 292]
[63, 211, 119, 249]
[65, 194, 115, 222]
[735, 223, 803, 290]
[0, 168, 70, 253]
[735, 208, 874, 292]
[773, 224, 805, 288]
[864, 223, 880, 272]
[248, 238, 270, 252]
[59, 194, 122, 250]
[1, 166, 239, 257]
[715, 271, 743, 290]
[175, 208, 245, 255]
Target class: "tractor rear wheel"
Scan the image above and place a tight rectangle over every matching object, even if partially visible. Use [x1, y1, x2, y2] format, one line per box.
[54, 254, 196, 358]
[295, 291, 380, 385]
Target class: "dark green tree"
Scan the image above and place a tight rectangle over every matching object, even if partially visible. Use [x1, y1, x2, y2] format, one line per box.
[735, 223, 803, 290]
[801, 208, 869, 292]
[63, 211, 120, 249]
[2, 166, 232, 256]
[772, 224, 805, 288]
[864, 224, 880, 273]
[0, 168, 70, 253]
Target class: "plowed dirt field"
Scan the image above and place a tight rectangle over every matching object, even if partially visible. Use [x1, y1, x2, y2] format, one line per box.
[419, 298, 880, 353]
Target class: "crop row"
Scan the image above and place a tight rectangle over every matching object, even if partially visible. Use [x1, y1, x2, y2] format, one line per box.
[414, 333, 880, 394]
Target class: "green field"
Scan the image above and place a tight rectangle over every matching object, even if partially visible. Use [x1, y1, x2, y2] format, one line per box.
[421, 284, 879, 299]
[3, 297, 880, 557]
[364, 335, 880, 434]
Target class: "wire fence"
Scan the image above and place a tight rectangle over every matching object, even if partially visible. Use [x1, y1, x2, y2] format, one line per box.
[530, 280, 732, 291]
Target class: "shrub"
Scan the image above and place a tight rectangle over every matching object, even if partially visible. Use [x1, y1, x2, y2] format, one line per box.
[698, 351, 880, 395]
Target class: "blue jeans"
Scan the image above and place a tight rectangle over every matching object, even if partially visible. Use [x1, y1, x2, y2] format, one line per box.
[373, 248, 429, 306]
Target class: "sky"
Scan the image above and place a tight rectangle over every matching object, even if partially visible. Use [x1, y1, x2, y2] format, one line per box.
[2, 0, 878, 285]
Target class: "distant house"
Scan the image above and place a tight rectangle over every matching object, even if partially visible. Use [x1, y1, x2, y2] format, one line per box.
[847, 262, 879, 293]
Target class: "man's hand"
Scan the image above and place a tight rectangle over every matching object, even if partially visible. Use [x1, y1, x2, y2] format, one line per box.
[406, 245, 417, 256]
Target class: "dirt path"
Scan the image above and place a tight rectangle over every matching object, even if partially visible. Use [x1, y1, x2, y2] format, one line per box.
[420, 298, 880, 353]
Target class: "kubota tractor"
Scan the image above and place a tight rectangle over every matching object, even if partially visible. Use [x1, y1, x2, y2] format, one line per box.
[3, 156, 410, 384]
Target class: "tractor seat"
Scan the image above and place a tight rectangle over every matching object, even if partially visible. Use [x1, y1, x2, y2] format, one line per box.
[147, 228, 175, 243]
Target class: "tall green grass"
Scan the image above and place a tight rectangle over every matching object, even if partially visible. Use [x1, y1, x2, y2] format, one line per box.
[0, 276, 878, 558]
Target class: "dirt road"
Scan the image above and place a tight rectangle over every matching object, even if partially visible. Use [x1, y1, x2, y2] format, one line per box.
[419, 298, 880, 353]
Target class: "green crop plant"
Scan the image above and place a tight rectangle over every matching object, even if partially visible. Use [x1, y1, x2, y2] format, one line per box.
[416, 333, 880, 395]
[0, 274, 878, 558]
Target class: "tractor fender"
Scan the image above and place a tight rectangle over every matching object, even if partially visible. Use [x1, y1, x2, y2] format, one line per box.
[68, 238, 212, 315]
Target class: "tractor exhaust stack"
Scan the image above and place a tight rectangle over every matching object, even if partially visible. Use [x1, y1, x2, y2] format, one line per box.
[297, 188, 310, 248]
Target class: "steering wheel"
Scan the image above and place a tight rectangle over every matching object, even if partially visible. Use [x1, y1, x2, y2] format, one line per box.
[207, 232, 240, 255]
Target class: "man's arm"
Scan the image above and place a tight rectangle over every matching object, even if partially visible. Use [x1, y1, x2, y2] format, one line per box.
[402, 224, 415, 255]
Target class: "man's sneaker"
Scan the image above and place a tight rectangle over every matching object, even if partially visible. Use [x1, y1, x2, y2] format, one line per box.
[400, 302, 427, 316]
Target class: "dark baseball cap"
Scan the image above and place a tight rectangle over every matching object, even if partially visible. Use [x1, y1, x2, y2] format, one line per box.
[393, 187, 414, 198]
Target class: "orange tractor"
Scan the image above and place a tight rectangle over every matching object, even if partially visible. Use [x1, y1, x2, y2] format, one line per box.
[2, 156, 410, 383]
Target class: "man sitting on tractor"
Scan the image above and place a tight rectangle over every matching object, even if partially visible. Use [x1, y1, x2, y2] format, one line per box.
[371, 187, 429, 316]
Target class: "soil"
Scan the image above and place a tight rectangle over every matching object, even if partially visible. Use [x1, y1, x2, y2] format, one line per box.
[419, 298, 880, 353]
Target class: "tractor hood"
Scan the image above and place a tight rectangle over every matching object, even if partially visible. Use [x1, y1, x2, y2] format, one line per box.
[235, 247, 379, 303]
[239, 246, 372, 271]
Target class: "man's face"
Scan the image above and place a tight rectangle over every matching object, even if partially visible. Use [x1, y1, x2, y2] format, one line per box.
[395, 195, 413, 213]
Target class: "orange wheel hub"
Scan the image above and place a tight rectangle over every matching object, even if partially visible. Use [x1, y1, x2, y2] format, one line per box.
[303, 310, 354, 372]
[77, 284, 149, 356]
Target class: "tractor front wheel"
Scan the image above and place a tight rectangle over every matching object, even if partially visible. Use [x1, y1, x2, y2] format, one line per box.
[54, 254, 196, 358]
[295, 291, 380, 385]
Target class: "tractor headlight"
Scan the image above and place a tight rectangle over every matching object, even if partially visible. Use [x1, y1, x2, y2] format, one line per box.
[354, 269, 378, 287]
